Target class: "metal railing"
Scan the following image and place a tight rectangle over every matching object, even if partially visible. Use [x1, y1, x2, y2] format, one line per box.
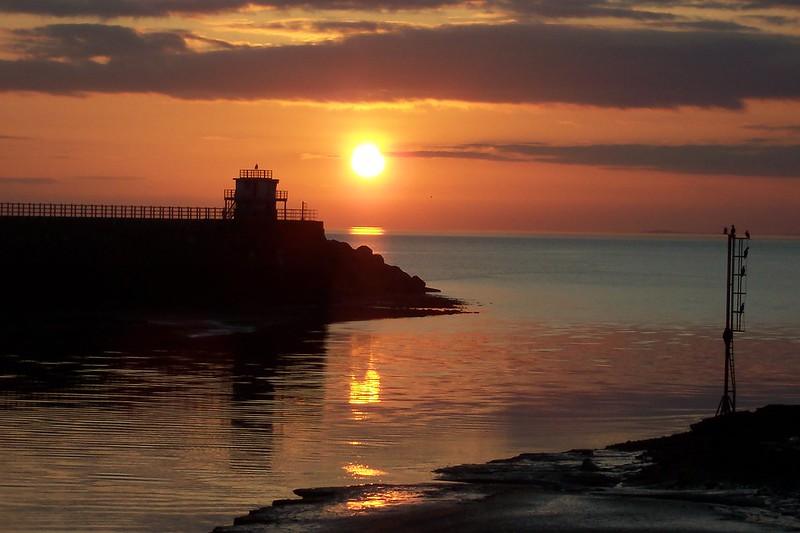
[0, 202, 319, 222]
[279, 207, 318, 221]
[238, 169, 273, 179]
[0, 202, 225, 220]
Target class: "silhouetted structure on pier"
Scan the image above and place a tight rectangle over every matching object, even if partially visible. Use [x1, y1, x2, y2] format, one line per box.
[0, 165, 428, 314]
[717, 225, 751, 416]
[0, 166, 317, 222]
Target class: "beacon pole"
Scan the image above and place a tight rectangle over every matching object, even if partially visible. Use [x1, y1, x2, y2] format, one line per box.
[717, 224, 749, 417]
[718, 225, 735, 416]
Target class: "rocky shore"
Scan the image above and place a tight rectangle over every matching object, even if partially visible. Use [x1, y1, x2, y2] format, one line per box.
[213, 406, 800, 532]
[610, 404, 800, 490]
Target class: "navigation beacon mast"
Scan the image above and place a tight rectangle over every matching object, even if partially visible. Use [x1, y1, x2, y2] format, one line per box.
[716, 224, 751, 416]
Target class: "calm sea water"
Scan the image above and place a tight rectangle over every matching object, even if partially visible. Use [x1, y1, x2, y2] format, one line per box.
[1, 234, 799, 532]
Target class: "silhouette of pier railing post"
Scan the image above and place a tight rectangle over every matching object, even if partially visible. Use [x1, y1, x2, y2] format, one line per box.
[717, 224, 751, 416]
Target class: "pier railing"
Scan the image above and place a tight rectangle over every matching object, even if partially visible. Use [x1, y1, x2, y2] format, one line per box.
[0, 202, 318, 221]
[279, 207, 318, 221]
[0, 203, 225, 220]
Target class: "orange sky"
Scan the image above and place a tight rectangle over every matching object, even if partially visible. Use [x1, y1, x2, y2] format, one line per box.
[1, 2, 799, 234]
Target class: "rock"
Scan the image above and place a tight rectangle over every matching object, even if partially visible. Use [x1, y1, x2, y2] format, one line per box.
[580, 458, 600, 472]
[608, 404, 800, 488]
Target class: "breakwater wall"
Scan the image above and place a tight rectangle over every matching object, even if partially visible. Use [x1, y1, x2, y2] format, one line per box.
[1, 217, 425, 312]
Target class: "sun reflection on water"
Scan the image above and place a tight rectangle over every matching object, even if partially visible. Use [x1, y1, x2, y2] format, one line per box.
[349, 226, 385, 236]
[346, 496, 387, 510]
[349, 369, 381, 405]
[342, 463, 386, 478]
[343, 489, 424, 512]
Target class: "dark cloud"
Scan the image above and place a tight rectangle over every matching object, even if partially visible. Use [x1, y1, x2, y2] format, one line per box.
[666, 19, 756, 31]
[744, 14, 800, 26]
[0, 0, 463, 17]
[681, 0, 800, 9]
[499, 0, 679, 21]
[0, 134, 34, 140]
[13, 24, 189, 61]
[740, 0, 800, 8]
[395, 142, 800, 177]
[393, 148, 519, 162]
[0, 0, 798, 18]
[2, 22, 800, 108]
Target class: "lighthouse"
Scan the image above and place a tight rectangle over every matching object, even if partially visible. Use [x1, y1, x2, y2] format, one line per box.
[224, 167, 288, 221]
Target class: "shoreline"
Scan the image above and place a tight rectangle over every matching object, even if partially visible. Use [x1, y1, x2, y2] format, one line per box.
[214, 483, 795, 532]
[213, 406, 800, 532]
[0, 291, 466, 351]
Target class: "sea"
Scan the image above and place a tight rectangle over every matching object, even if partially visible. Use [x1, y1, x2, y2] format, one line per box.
[1, 233, 799, 532]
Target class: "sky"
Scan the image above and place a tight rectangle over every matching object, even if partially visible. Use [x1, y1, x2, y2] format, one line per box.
[1, 0, 799, 234]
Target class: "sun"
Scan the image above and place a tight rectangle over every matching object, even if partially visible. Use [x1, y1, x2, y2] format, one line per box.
[351, 143, 385, 179]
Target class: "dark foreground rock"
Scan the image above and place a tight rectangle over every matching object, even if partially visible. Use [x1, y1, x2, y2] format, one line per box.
[213, 406, 800, 532]
[609, 405, 800, 489]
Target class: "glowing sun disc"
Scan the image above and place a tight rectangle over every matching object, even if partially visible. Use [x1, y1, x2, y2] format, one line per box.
[351, 143, 385, 178]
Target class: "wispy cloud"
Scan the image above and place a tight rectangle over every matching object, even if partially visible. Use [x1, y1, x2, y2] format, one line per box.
[69, 175, 146, 181]
[395, 142, 800, 177]
[0, 177, 58, 185]
[744, 123, 800, 134]
[0, 175, 146, 184]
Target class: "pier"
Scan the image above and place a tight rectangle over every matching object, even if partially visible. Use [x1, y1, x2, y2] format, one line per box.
[0, 167, 318, 222]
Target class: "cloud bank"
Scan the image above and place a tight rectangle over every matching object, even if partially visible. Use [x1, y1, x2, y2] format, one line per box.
[0, 0, 462, 17]
[0, 0, 797, 18]
[2, 22, 800, 108]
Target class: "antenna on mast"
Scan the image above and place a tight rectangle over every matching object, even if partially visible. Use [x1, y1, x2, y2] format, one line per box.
[716, 225, 750, 416]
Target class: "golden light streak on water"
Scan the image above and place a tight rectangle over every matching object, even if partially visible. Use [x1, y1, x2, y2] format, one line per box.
[349, 226, 385, 236]
[346, 496, 387, 510]
[349, 369, 381, 405]
[344, 489, 424, 511]
[342, 463, 386, 477]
